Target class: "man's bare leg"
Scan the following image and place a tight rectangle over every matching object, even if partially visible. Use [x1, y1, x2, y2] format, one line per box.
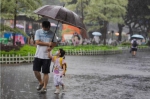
[34, 71, 43, 85]
[43, 73, 49, 88]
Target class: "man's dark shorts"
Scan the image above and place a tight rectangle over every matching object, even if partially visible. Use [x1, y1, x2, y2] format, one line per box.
[131, 48, 137, 51]
[33, 58, 51, 74]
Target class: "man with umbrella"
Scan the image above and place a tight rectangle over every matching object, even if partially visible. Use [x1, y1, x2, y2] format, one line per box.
[33, 21, 57, 93]
[33, 5, 86, 93]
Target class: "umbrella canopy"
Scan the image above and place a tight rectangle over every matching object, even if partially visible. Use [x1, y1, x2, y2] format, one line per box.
[51, 23, 57, 27]
[11, 24, 24, 29]
[131, 34, 144, 39]
[92, 32, 102, 36]
[34, 5, 86, 30]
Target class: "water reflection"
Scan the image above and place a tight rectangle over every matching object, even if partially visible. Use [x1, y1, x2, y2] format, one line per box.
[37, 93, 65, 99]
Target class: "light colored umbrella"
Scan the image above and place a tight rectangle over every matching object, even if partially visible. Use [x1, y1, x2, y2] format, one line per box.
[16, 24, 24, 28]
[92, 32, 102, 36]
[131, 34, 144, 39]
[11, 24, 24, 28]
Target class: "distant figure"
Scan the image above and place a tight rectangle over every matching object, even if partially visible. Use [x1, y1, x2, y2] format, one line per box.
[131, 39, 138, 56]
[93, 36, 100, 44]
[72, 32, 80, 46]
[16, 36, 21, 46]
[29, 32, 35, 46]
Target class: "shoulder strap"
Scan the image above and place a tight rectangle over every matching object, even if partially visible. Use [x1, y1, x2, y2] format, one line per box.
[59, 57, 63, 67]
[53, 56, 57, 61]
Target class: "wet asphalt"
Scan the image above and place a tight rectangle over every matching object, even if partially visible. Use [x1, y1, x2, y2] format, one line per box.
[1, 51, 150, 99]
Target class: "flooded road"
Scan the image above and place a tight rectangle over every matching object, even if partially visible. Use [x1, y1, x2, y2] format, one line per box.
[1, 51, 150, 99]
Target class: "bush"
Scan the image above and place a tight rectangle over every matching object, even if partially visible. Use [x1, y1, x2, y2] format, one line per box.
[121, 42, 131, 46]
[1, 44, 21, 52]
[1, 44, 120, 56]
[1, 45, 36, 56]
[52, 45, 119, 54]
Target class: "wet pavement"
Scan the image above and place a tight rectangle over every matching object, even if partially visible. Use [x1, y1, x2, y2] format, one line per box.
[1, 51, 150, 99]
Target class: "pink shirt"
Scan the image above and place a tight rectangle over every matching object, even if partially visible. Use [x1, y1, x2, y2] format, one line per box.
[52, 56, 65, 75]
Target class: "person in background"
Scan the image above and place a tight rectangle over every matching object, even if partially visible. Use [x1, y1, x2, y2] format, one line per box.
[131, 39, 138, 56]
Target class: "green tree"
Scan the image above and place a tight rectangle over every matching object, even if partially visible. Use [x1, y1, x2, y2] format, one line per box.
[43, 0, 60, 5]
[125, 0, 150, 38]
[0, 24, 28, 37]
[1, 0, 42, 45]
[84, 0, 128, 45]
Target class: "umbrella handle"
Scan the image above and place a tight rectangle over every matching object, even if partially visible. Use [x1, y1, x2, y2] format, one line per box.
[52, 4, 65, 42]
[52, 21, 60, 42]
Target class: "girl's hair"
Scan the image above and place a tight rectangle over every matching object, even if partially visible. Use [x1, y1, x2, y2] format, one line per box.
[59, 48, 65, 57]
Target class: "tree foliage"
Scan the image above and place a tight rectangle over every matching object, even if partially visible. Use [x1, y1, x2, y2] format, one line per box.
[84, 0, 128, 45]
[1, 0, 42, 19]
[42, 0, 60, 5]
[0, 24, 28, 37]
[1, 0, 42, 45]
[84, 0, 127, 30]
[125, 0, 150, 36]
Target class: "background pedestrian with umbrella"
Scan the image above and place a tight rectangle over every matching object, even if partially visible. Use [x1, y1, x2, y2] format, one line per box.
[130, 34, 144, 57]
[130, 39, 138, 57]
[92, 32, 102, 44]
[131, 34, 144, 39]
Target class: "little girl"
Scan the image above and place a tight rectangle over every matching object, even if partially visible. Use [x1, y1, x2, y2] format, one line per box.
[48, 48, 66, 94]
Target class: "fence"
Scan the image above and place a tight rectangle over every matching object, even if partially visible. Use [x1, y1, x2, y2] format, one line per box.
[0, 53, 34, 64]
[65, 49, 122, 55]
[0, 50, 122, 64]
[0, 47, 149, 64]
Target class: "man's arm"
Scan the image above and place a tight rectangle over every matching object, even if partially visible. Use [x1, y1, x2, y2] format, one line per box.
[48, 51, 53, 59]
[50, 42, 57, 49]
[34, 30, 50, 46]
[47, 42, 57, 51]
[35, 40, 50, 46]
[36, 40, 57, 47]
[35, 30, 57, 48]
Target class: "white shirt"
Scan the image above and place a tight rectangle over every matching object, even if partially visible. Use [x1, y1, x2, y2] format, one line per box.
[34, 29, 57, 59]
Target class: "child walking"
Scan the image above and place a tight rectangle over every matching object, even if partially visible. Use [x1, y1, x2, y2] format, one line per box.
[48, 48, 66, 94]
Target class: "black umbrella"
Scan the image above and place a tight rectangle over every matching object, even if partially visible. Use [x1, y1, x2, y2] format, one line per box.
[34, 5, 86, 41]
[34, 5, 85, 29]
